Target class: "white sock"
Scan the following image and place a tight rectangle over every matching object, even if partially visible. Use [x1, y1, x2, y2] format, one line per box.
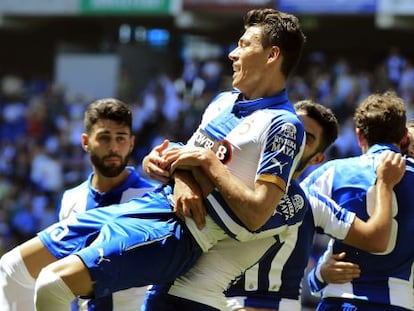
[35, 268, 75, 311]
[0, 247, 36, 311]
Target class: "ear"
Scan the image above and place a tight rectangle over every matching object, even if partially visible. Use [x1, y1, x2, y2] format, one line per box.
[309, 152, 325, 166]
[356, 128, 371, 153]
[355, 128, 365, 148]
[268, 46, 281, 62]
[81, 133, 89, 152]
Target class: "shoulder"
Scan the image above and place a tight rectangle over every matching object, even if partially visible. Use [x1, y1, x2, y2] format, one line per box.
[61, 180, 89, 198]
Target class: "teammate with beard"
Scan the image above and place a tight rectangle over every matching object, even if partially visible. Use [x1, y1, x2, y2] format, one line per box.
[0, 98, 156, 311]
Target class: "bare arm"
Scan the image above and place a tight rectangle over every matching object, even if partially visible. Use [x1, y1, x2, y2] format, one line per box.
[344, 151, 405, 252]
[172, 168, 214, 229]
[165, 147, 284, 231]
[143, 140, 215, 229]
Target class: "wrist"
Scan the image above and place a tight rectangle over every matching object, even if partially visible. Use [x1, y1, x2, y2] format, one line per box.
[376, 180, 394, 191]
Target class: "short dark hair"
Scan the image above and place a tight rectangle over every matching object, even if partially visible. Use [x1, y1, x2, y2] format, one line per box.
[243, 8, 306, 78]
[294, 100, 339, 152]
[84, 98, 132, 134]
[353, 91, 406, 146]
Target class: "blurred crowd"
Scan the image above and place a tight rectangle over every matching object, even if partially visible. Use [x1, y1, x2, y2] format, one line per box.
[1, 46, 414, 262]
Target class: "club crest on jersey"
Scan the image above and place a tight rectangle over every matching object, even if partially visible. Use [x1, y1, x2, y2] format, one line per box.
[194, 129, 232, 164]
[274, 193, 305, 221]
[281, 123, 297, 139]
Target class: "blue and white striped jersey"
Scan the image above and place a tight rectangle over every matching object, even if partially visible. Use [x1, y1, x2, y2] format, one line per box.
[58, 166, 156, 311]
[303, 144, 414, 310]
[184, 90, 305, 249]
[224, 185, 355, 311]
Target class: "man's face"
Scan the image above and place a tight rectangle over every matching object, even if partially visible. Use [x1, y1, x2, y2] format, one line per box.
[296, 113, 324, 172]
[84, 119, 134, 177]
[228, 25, 272, 99]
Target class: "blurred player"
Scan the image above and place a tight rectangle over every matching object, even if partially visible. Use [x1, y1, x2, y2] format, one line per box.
[306, 117, 414, 308]
[304, 91, 414, 311]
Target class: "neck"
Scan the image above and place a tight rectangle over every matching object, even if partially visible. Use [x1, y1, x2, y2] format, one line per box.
[91, 169, 130, 192]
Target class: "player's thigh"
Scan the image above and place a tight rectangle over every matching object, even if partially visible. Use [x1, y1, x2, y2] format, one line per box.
[45, 254, 93, 296]
[20, 236, 58, 278]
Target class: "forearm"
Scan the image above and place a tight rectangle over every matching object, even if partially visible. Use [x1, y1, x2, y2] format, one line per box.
[201, 158, 283, 230]
[365, 180, 393, 249]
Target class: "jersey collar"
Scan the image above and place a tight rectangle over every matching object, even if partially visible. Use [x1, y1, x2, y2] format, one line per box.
[231, 89, 291, 118]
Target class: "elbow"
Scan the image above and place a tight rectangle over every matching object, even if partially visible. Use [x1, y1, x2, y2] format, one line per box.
[365, 238, 389, 253]
[372, 242, 389, 253]
[242, 212, 270, 231]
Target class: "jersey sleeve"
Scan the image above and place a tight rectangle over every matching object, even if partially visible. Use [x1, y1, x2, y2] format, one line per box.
[257, 113, 305, 192]
[307, 189, 356, 240]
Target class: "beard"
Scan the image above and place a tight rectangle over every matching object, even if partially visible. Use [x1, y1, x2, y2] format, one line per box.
[90, 153, 129, 177]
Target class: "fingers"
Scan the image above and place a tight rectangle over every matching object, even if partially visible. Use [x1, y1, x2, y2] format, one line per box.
[330, 251, 346, 260]
[154, 139, 170, 153]
[320, 252, 361, 284]
[174, 200, 207, 230]
[188, 203, 207, 230]
[377, 151, 406, 186]
[173, 199, 185, 221]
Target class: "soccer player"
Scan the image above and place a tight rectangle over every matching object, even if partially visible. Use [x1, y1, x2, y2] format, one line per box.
[0, 8, 307, 311]
[0, 98, 156, 311]
[306, 117, 414, 310]
[141, 101, 404, 311]
[304, 91, 414, 311]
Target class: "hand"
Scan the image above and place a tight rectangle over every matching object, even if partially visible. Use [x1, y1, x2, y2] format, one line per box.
[173, 170, 207, 229]
[142, 139, 172, 184]
[320, 252, 360, 284]
[164, 147, 216, 174]
[376, 151, 405, 188]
